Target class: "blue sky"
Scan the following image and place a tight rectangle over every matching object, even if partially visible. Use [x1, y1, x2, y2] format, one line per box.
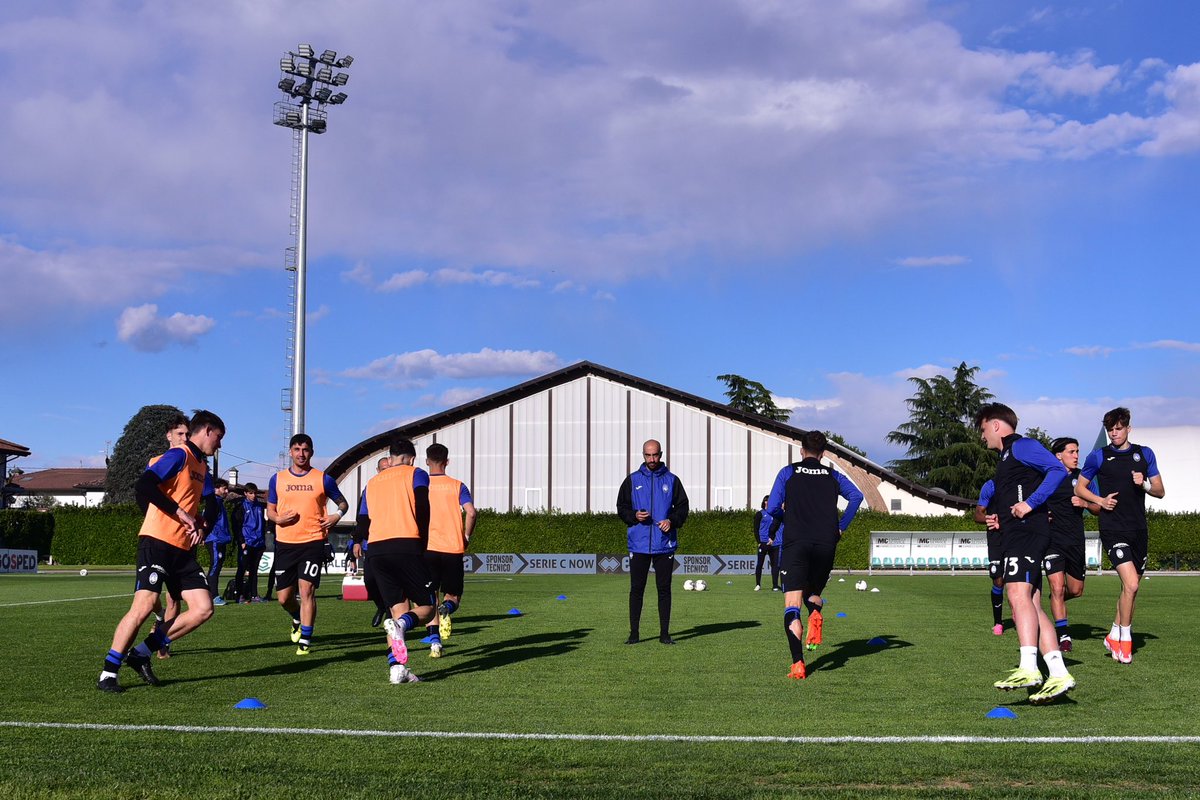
[2, 0, 1198, 489]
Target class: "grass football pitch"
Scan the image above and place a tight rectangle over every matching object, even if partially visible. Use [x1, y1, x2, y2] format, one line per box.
[1, 570, 1198, 799]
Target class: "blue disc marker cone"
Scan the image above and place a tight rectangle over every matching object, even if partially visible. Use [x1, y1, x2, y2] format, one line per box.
[235, 698, 267, 710]
[867, 636, 888, 646]
[986, 707, 1017, 719]
[556, 595, 567, 600]
[836, 612, 847, 618]
[508, 608, 522, 616]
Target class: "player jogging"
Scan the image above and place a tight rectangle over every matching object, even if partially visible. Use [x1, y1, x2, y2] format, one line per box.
[766, 431, 863, 679]
[97, 410, 226, 692]
[973, 480, 1006, 636]
[1044, 437, 1100, 652]
[423, 443, 477, 658]
[1072, 407, 1165, 664]
[975, 402, 1075, 704]
[267, 433, 349, 655]
[355, 438, 437, 684]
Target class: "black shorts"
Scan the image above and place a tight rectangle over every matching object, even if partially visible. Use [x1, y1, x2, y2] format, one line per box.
[779, 541, 837, 596]
[370, 551, 437, 610]
[1100, 529, 1148, 575]
[1044, 540, 1087, 582]
[425, 551, 466, 597]
[134, 537, 208, 596]
[273, 541, 327, 590]
[999, 528, 1047, 590]
[987, 531, 1002, 580]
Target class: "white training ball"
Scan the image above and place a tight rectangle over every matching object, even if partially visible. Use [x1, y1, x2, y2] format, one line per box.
[694, 579, 707, 592]
[79, 569, 88, 577]
[855, 580, 868, 591]
[683, 579, 695, 591]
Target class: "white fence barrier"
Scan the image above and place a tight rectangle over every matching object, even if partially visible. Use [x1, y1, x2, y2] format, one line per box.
[868, 531, 1103, 574]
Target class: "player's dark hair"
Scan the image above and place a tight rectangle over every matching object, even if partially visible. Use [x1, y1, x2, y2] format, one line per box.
[426, 443, 449, 464]
[244, 482, 259, 492]
[800, 430, 827, 456]
[761, 494, 769, 508]
[973, 402, 1018, 431]
[1103, 407, 1131, 431]
[165, 413, 189, 432]
[1050, 437, 1078, 454]
[189, 410, 226, 435]
[214, 477, 229, 489]
[390, 438, 416, 458]
[289, 433, 313, 450]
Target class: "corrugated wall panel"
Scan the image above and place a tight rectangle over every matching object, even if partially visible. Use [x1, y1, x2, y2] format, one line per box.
[551, 381, 587, 512]
[590, 377, 628, 513]
[709, 417, 747, 509]
[668, 403, 708, 510]
[512, 393, 549, 511]
[434, 420, 474, 492]
[474, 407, 511, 511]
[750, 431, 792, 503]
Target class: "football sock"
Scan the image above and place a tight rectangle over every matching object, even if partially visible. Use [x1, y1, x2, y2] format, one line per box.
[1119, 624, 1131, 641]
[1043, 650, 1069, 678]
[441, 599, 459, 616]
[1018, 645, 1038, 672]
[1110, 621, 1120, 640]
[299, 625, 313, 646]
[804, 598, 823, 615]
[102, 648, 125, 675]
[134, 629, 170, 658]
[398, 612, 418, 634]
[386, 646, 398, 666]
[784, 606, 804, 663]
[991, 586, 1004, 625]
[1055, 618, 1069, 636]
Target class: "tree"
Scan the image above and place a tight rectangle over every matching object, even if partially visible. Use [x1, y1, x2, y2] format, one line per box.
[104, 404, 188, 504]
[716, 374, 791, 422]
[886, 362, 996, 498]
[824, 431, 868, 459]
[1022, 426, 1053, 450]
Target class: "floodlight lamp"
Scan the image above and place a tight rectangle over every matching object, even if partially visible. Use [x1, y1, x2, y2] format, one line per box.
[313, 87, 331, 102]
[335, 55, 354, 68]
[298, 43, 314, 59]
[315, 65, 332, 83]
[293, 82, 311, 97]
[329, 92, 347, 104]
[319, 49, 337, 65]
[280, 56, 294, 73]
[331, 72, 349, 86]
[278, 77, 296, 93]
[309, 118, 327, 133]
[285, 110, 302, 126]
[296, 61, 311, 77]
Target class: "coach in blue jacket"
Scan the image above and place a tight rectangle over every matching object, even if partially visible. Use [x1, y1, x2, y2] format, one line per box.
[616, 439, 689, 645]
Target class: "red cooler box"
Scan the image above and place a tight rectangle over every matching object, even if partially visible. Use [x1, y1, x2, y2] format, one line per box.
[342, 576, 368, 601]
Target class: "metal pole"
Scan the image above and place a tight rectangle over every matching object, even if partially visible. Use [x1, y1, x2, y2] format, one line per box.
[291, 101, 311, 436]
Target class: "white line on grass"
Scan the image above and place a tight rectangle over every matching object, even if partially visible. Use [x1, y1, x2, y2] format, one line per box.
[2, 721, 1198, 745]
[0, 594, 127, 607]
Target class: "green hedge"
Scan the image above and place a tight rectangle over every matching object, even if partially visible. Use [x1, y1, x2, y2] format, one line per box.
[40, 505, 1200, 570]
[51, 505, 143, 565]
[0, 510, 55, 557]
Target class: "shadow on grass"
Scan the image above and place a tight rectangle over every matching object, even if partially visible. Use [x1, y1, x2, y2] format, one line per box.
[672, 620, 761, 641]
[420, 627, 595, 679]
[806, 635, 913, 674]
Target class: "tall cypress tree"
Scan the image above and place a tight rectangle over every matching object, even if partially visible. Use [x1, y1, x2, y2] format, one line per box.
[104, 404, 188, 505]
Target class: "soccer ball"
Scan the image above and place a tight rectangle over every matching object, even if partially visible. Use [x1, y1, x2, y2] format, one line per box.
[79, 569, 88, 577]
[683, 579, 695, 591]
[855, 580, 867, 591]
[694, 579, 708, 592]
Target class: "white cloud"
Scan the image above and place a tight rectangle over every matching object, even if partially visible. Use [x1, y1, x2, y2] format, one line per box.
[342, 262, 374, 286]
[417, 387, 492, 408]
[1065, 345, 1116, 357]
[895, 255, 970, 267]
[433, 269, 541, 289]
[1141, 339, 1200, 353]
[343, 348, 562, 386]
[116, 304, 215, 352]
[308, 304, 331, 323]
[379, 270, 430, 292]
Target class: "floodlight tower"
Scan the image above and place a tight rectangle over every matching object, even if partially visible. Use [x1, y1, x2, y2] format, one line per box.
[274, 44, 353, 440]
